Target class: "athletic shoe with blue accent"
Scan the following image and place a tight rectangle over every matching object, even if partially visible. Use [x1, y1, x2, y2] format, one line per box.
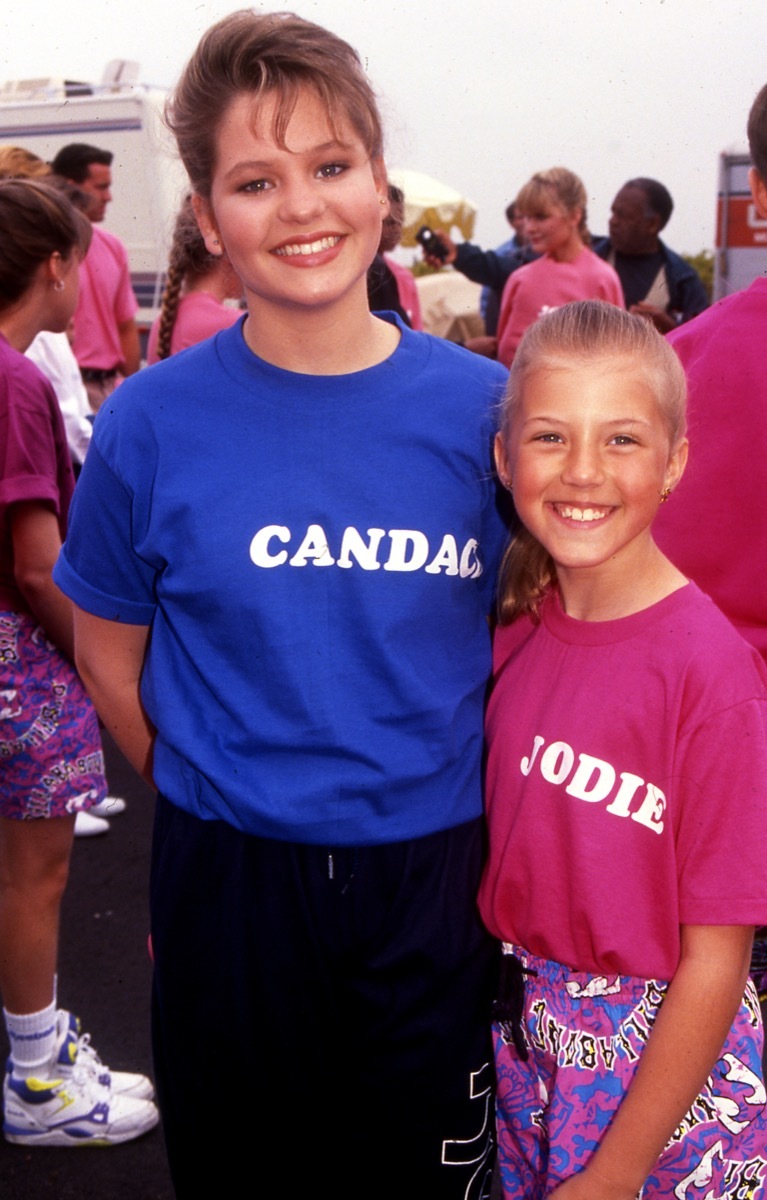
[54, 1011, 155, 1102]
[3, 1066, 159, 1147]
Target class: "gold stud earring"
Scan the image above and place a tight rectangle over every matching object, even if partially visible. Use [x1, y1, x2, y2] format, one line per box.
[660, 487, 672, 503]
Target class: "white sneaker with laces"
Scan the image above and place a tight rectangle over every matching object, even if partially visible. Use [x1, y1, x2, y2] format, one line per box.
[3, 1064, 159, 1147]
[54, 1011, 155, 1102]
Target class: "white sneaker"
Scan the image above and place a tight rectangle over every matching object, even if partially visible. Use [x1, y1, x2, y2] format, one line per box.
[3, 1065, 159, 1147]
[89, 796, 127, 819]
[54, 1011, 155, 1102]
[74, 811, 110, 838]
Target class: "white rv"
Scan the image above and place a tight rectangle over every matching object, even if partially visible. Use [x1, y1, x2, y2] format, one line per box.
[0, 64, 187, 318]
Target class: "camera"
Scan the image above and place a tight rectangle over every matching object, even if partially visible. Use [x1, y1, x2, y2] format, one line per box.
[416, 225, 448, 262]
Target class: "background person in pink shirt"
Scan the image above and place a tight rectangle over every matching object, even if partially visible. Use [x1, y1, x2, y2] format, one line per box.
[147, 195, 242, 364]
[467, 168, 623, 366]
[51, 144, 139, 411]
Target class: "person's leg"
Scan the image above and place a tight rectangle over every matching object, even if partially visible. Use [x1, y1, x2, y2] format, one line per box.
[339, 820, 499, 1200]
[151, 804, 498, 1199]
[643, 978, 767, 1198]
[0, 616, 157, 1144]
[0, 814, 74, 1016]
[150, 797, 351, 1197]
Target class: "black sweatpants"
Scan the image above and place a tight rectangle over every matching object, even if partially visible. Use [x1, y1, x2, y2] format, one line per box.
[150, 796, 498, 1199]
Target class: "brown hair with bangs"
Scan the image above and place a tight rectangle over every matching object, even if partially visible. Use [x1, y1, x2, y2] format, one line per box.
[166, 10, 384, 200]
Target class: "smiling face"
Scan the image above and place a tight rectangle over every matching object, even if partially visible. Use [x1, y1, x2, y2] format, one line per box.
[496, 355, 687, 600]
[193, 87, 387, 326]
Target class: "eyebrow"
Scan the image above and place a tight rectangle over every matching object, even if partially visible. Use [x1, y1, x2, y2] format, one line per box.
[522, 416, 655, 430]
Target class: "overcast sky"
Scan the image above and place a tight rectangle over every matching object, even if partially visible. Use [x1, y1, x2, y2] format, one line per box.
[1, 0, 765, 255]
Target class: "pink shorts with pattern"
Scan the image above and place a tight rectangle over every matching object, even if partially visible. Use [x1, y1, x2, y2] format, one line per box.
[0, 612, 106, 820]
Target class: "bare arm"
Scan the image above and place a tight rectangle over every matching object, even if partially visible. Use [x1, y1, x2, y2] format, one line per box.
[117, 317, 141, 376]
[11, 502, 74, 660]
[550, 924, 754, 1200]
[74, 608, 155, 788]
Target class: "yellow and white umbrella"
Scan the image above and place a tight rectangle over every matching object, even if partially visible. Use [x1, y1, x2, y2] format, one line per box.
[387, 168, 477, 246]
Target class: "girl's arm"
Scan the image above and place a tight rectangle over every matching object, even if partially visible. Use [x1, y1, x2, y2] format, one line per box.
[73, 607, 156, 790]
[11, 502, 74, 660]
[550, 923, 754, 1200]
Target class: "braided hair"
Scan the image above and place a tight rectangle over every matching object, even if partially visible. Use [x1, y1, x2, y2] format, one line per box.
[156, 196, 219, 361]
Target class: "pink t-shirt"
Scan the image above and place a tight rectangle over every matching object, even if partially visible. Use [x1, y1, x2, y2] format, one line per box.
[72, 225, 138, 371]
[654, 278, 767, 663]
[478, 584, 767, 981]
[0, 334, 73, 612]
[496, 248, 624, 366]
[146, 292, 242, 365]
[384, 257, 423, 331]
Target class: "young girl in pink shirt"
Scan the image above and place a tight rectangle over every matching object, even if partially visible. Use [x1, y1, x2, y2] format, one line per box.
[493, 169, 623, 366]
[480, 299, 767, 1198]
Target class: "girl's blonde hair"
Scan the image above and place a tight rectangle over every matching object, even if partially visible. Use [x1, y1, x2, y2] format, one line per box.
[166, 10, 384, 200]
[496, 300, 687, 625]
[516, 167, 590, 245]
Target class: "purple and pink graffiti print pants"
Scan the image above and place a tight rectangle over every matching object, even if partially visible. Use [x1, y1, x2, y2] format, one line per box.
[494, 944, 767, 1199]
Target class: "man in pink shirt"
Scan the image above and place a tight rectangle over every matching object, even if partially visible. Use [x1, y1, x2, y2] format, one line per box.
[52, 144, 140, 410]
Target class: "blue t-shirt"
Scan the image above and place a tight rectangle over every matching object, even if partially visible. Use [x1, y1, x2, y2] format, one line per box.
[56, 316, 510, 844]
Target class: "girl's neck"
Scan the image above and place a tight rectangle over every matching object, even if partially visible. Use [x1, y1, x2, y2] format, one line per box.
[242, 287, 400, 375]
[0, 306, 39, 354]
[185, 269, 240, 307]
[550, 234, 585, 264]
[557, 539, 688, 622]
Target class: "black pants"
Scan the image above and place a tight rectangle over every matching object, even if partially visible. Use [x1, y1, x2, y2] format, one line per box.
[150, 796, 498, 1199]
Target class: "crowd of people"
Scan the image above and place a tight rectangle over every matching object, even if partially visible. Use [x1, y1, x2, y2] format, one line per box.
[0, 8, 766, 1200]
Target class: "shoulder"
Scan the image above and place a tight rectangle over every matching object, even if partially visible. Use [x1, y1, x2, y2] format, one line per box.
[87, 225, 129, 264]
[657, 239, 693, 274]
[492, 613, 539, 675]
[669, 278, 767, 356]
[590, 236, 610, 260]
[386, 319, 508, 403]
[0, 339, 56, 409]
[580, 247, 620, 279]
[659, 585, 767, 705]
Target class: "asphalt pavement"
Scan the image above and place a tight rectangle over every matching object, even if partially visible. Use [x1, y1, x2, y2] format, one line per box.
[0, 734, 173, 1199]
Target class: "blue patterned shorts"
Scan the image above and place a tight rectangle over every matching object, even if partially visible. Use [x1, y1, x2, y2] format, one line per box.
[0, 612, 106, 820]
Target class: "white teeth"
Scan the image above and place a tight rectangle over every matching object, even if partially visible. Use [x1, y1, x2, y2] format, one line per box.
[275, 236, 340, 257]
[558, 505, 607, 522]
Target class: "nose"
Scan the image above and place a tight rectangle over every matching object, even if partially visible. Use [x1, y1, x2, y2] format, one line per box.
[561, 439, 605, 487]
[278, 176, 325, 225]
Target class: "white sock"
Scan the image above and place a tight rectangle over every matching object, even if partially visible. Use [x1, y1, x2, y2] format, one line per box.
[4, 1000, 58, 1078]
